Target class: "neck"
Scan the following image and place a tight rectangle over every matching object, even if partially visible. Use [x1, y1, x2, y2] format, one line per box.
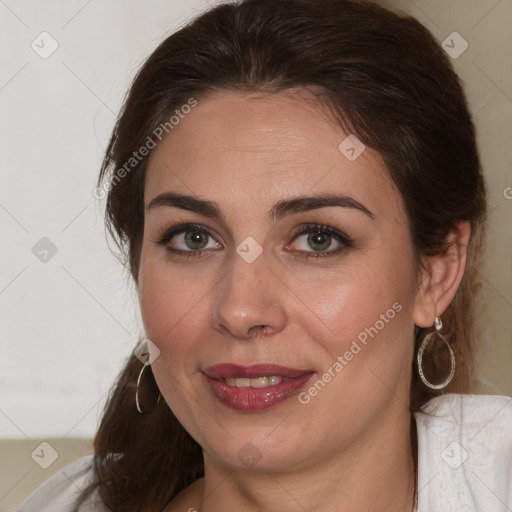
[198, 407, 415, 512]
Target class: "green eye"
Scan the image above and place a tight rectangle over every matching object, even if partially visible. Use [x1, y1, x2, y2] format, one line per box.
[289, 224, 353, 257]
[184, 230, 209, 250]
[307, 232, 332, 251]
[155, 224, 221, 254]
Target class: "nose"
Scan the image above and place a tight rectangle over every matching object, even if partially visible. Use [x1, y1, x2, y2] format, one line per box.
[210, 254, 287, 340]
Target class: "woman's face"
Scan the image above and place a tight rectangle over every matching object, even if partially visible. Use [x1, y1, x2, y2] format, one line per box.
[139, 90, 421, 472]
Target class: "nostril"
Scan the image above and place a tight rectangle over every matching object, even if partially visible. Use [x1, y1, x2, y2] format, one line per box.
[249, 325, 271, 338]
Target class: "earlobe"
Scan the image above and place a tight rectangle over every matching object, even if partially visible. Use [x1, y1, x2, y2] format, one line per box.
[413, 221, 471, 328]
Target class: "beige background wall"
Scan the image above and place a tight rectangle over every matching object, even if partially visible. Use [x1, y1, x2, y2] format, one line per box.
[1, 0, 510, 510]
[383, 0, 512, 396]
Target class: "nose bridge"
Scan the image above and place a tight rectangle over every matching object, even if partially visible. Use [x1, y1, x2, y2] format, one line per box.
[211, 252, 287, 339]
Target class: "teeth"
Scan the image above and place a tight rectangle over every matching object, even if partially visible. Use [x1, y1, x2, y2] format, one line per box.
[224, 376, 283, 388]
[225, 377, 251, 388]
[268, 376, 282, 385]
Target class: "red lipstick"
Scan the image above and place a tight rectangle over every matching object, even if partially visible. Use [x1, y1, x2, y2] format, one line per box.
[203, 363, 315, 411]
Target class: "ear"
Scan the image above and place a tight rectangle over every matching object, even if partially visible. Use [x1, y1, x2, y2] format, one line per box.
[413, 221, 471, 328]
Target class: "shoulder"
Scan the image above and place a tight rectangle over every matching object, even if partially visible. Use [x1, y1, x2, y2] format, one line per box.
[163, 476, 204, 512]
[414, 394, 512, 512]
[416, 393, 512, 430]
[15, 455, 107, 512]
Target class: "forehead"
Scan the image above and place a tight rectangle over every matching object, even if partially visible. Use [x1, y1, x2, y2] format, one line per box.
[144, 90, 403, 221]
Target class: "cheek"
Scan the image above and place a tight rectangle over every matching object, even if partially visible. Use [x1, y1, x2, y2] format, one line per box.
[299, 295, 414, 431]
[304, 284, 407, 364]
[301, 263, 390, 325]
[300, 248, 416, 375]
[138, 260, 209, 355]
[138, 267, 173, 341]
[138, 263, 208, 413]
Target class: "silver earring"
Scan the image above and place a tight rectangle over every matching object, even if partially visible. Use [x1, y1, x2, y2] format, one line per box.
[417, 316, 455, 390]
[135, 363, 161, 414]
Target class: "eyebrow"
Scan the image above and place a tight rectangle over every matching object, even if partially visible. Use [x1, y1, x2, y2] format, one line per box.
[146, 192, 374, 220]
[270, 194, 374, 220]
[147, 192, 224, 219]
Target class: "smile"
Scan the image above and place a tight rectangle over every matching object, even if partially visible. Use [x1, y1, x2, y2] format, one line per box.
[203, 363, 315, 411]
[224, 376, 283, 388]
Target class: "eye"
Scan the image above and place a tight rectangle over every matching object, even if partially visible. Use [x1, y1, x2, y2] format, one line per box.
[154, 224, 222, 255]
[287, 224, 352, 256]
[176, 230, 215, 251]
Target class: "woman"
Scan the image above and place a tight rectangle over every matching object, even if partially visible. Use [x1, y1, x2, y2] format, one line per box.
[17, 0, 511, 511]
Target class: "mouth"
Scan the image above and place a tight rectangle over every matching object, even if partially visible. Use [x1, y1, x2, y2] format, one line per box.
[203, 363, 316, 411]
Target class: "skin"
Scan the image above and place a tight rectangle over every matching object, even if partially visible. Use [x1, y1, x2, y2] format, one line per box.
[137, 90, 470, 512]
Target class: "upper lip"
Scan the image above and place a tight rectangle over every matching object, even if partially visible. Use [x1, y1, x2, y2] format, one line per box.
[203, 363, 314, 379]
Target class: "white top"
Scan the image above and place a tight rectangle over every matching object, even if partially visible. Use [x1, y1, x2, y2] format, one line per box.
[15, 394, 512, 512]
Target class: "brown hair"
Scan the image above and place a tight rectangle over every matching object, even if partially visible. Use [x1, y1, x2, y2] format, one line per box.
[77, 0, 486, 509]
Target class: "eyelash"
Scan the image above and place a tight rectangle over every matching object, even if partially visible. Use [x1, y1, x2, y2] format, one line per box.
[153, 223, 217, 259]
[153, 223, 353, 260]
[289, 223, 353, 259]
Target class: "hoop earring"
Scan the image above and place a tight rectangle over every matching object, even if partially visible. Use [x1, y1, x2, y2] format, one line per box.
[417, 316, 456, 390]
[135, 363, 161, 414]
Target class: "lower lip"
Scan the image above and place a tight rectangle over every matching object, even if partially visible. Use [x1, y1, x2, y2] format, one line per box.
[205, 373, 314, 411]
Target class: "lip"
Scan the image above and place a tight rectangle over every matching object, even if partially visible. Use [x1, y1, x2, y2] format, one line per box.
[203, 363, 315, 411]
